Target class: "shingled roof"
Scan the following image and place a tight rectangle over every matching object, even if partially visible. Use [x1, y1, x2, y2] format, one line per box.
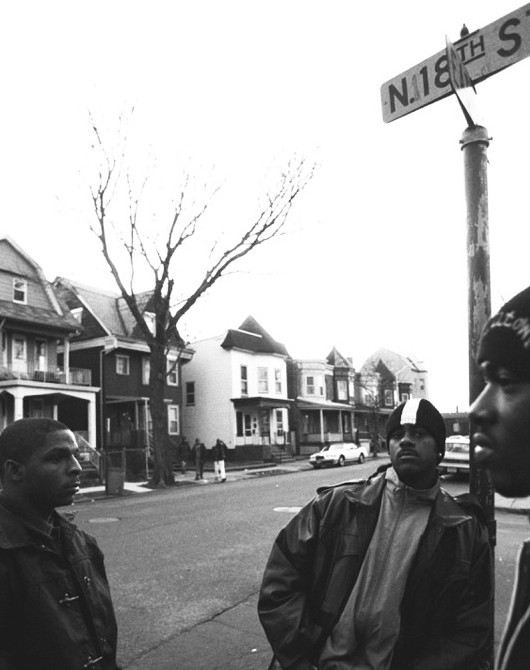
[221, 315, 289, 356]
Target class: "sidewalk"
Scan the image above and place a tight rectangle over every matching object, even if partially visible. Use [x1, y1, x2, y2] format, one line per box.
[76, 458, 530, 514]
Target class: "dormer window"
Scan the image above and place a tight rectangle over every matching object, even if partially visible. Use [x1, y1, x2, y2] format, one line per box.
[13, 279, 27, 304]
[71, 307, 83, 322]
[144, 312, 156, 335]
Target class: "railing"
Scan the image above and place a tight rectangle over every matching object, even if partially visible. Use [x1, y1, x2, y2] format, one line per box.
[235, 434, 291, 447]
[0, 363, 92, 386]
[75, 431, 101, 471]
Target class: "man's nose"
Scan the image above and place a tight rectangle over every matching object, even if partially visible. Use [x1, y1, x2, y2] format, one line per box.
[400, 431, 414, 445]
[469, 385, 493, 425]
[69, 455, 82, 474]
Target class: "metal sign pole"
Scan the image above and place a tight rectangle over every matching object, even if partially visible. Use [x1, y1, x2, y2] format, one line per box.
[461, 123, 495, 669]
[460, 124, 494, 539]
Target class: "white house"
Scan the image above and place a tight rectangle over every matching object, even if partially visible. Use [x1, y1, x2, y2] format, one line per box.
[181, 316, 292, 461]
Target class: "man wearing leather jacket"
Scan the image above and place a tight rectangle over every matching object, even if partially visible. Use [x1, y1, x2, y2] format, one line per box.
[470, 284, 530, 670]
[0, 418, 120, 669]
[259, 398, 493, 670]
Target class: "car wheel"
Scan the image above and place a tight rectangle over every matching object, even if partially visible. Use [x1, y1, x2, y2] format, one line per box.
[312, 463, 321, 469]
[338, 455, 345, 467]
[358, 453, 365, 464]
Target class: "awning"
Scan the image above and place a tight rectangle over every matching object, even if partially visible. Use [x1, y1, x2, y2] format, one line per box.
[231, 396, 293, 410]
[296, 400, 355, 412]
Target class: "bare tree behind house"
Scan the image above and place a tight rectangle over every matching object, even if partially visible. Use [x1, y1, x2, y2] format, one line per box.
[89, 120, 315, 486]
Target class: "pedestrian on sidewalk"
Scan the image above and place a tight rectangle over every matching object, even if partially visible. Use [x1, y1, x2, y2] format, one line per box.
[212, 438, 227, 482]
[179, 436, 191, 475]
[0, 418, 120, 669]
[259, 398, 493, 670]
[192, 438, 206, 480]
[470, 284, 530, 670]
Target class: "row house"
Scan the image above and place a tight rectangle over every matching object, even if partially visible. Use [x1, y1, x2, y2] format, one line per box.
[287, 347, 356, 455]
[0, 238, 98, 447]
[354, 347, 429, 450]
[181, 316, 291, 461]
[53, 277, 194, 474]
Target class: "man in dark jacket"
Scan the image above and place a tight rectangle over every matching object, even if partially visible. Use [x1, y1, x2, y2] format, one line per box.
[0, 418, 119, 670]
[258, 399, 493, 670]
[192, 438, 206, 480]
[470, 284, 530, 670]
[212, 438, 227, 482]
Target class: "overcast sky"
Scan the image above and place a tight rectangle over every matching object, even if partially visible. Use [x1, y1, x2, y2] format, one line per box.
[2, 0, 530, 411]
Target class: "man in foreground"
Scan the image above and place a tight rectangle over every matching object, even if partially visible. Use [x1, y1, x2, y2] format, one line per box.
[259, 398, 492, 670]
[0, 418, 119, 669]
[470, 284, 530, 670]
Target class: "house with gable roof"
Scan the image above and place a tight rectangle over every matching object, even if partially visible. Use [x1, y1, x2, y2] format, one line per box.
[0, 238, 99, 446]
[53, 277, 194, 473]
[354, 347, 429, 450]
[181, 316, 292, 461]
[287, 346, 357, 455]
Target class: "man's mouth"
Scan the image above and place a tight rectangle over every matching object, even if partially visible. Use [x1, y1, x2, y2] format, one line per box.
[472, 434, 495, 464]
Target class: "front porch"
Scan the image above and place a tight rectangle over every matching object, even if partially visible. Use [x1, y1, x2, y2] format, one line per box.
[295, 399, 356, 455]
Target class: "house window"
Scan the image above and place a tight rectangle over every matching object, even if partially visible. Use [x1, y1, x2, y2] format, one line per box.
[116, 355, 130, 375]
[70, 307, 83, 322]
[12, 335, 26, 366]
[236, 412, 252, 437]
[186, 381, 195, 406]
[167, 359, 178, 386]
[337, 380, 347, 401]
[240, 366, 248, 396]
[306, 376, 315, 395]
[13, 279, 27, 304]
[258, 367, 269, 394]
[144, 311, 156, 335]
[142, 357, 150, 385]
[384, 389, 394, 407]
[400, 392, 410, 402]
[275, 368, 282, 393]
[167, 405, 179, 434]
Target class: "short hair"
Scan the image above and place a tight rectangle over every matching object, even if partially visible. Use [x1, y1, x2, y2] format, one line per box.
[0, 418, 70, 482]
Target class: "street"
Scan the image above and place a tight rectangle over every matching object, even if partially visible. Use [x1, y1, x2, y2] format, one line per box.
[71, 460, 527, 668]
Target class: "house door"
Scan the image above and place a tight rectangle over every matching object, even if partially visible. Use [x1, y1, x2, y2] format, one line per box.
[259, 409, 270, 444]
[35, 341, 47, 372]
[11, 335, 26, 373]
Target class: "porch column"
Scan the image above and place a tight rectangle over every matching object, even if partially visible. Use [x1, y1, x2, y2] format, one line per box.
[63, 337, 70, 383]
[340, 411, 344, 439]
[13, 390, 24, 420]
[52, 405, 58, 420]
[87, 396, 97, 446]
[320, 410, 324, 443]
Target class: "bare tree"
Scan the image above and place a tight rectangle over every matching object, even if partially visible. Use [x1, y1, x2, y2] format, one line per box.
[90, 120, 315, 486]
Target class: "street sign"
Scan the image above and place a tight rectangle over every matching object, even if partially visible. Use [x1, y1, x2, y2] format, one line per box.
[381, 3, 530, 122]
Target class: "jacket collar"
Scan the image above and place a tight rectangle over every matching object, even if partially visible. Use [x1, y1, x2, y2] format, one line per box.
[342, 471, 471, 527]
[0, 501, 72, 550]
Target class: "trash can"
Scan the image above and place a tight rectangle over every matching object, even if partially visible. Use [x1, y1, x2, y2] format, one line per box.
[106, 467, 125, 495]
[105, 449, 125, 495]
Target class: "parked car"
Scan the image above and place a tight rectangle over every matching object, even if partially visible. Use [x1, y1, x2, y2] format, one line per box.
[438, 435, 470, 476]
[309, 442, 368, 468]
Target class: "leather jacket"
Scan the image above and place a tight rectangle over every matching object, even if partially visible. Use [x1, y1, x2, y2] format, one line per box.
[0, 502, 119, 669]
[496, 539, 530, 670]
[258, 473, 493, 670]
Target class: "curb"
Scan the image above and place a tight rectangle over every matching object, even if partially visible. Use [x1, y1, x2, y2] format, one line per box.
[74, 461, 530, 515]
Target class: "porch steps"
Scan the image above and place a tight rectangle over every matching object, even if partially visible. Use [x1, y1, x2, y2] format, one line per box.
[80, 460, 101, 487]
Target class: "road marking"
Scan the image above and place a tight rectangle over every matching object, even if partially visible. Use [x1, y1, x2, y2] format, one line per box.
[88, 517, 120, 523]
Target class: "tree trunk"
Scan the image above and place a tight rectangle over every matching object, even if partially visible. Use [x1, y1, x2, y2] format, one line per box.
[149, 343, 175, 487]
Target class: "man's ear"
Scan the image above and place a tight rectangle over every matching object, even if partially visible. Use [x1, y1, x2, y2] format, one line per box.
[4, 460, 25, 482]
